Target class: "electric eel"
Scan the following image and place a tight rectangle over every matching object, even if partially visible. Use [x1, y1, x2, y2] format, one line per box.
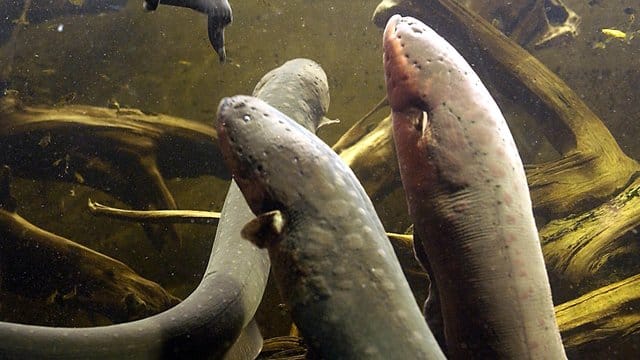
[384, 15, 566, 358]
[0, 199, 269, 359]
[144, 0, 232, 62]
[251, 58, 338, 131]
[216, 95, 446, 359]
[0, 58, 331, 359]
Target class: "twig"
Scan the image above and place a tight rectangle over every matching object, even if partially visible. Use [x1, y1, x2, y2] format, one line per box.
[88, 199, 221, 225]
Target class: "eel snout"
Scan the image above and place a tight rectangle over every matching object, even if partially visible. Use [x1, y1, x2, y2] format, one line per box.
[384, 15, 418, 111]
[383, 15, 456, 119]
[384, 15, 435, 144]
[216, 96, 272, 214]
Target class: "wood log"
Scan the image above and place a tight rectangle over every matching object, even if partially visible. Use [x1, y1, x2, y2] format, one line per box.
[555, 273, 640, 357]
[0, 91, 229, 249]
[336, 115, 399, 201]
[541, 175, 640, 301]
[0, 166, 180, 324]
[0, 91, 228, 184]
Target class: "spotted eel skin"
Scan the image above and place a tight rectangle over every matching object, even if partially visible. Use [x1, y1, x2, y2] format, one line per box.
[0, 58, 331, 360]
[384, 15, 566, 359]
[144, 0, 232, 62]
[216, 95, 446, 359]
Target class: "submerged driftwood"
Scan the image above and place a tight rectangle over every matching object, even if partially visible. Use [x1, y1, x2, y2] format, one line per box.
[88, 199, 221, 225]
[335, 115, 399, 201]
[0, 166, 180, 323]
[556, 273, 640, 357]
[0, 91, 229, 250]
[0, 0, 638, 356]
[541, 176, 640, 300]
[0, 163, 269, 358]
[355, 0, 640, 219]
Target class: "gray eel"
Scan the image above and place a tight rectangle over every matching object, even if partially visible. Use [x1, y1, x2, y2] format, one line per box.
[144, 0, 232, 62]
[0, 195, 268, 359]
[0, 58, 332, 359]
[216, 95, 446, 359]
[384, 15, 566, 358]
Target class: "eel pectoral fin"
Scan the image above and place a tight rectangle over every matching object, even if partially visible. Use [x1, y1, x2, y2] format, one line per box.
[241, 210, 286, 248]
[318, 116, 340, 129]
[413, 232, 446, 352]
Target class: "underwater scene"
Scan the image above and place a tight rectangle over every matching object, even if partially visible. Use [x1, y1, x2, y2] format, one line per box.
[0, 0, 639, 358]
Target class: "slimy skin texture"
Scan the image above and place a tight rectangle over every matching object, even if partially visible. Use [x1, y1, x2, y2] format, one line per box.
[252, 58, 332, 132]
[384, 15, 566, 359]
[216, 95, 445, 360]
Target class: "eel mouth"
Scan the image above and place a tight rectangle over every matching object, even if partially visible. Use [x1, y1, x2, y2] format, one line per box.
[216, 97, 272, 214]
[383, 15, 430, 137]
[383, 15, 430, 115]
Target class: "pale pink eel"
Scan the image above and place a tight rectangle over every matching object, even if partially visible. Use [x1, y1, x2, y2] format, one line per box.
[384, 15, 566, 359]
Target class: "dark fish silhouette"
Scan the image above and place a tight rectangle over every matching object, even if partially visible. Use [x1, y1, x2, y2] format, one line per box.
[145, 0, 232, 62]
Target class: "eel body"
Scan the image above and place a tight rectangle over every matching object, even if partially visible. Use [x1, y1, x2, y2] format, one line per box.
[0, 58, 330, 360]
[0, 198, 269, 359]
[384, 15, 566, 359]
[216, 94, 445, 359]
[144, 0, 232, 61]
[252, 58, 336, 131]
